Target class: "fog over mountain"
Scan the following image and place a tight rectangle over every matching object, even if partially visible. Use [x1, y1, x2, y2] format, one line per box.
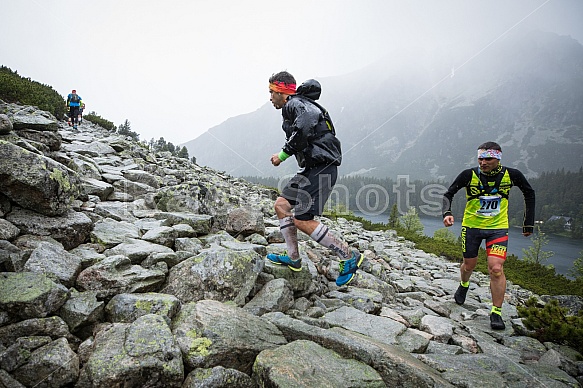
[184, 30, 583, 182]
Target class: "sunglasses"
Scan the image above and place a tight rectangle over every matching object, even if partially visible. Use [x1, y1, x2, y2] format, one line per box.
[478, 157, 496, 161]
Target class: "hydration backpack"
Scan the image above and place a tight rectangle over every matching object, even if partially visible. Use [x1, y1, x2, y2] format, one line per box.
[70, 94, 80, 103]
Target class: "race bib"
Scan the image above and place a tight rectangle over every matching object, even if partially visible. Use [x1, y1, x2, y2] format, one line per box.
[476, 195, 501, 217]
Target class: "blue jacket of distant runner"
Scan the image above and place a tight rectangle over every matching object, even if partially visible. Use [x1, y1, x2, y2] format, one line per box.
[67, 93, 82, 107]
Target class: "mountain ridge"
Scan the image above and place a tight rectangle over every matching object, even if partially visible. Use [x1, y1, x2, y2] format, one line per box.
[185, 30, 583, 182]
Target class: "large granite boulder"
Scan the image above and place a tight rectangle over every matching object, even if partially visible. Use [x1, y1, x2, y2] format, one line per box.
[0, 140, 82, 216]
[161, 246, 264, 306]
[76, 255, 166, 299]
[172, 300, 287, 374]
[77, 314, 184, 387]
[0, 272, 69, 320]
[6, 207, 92, 250]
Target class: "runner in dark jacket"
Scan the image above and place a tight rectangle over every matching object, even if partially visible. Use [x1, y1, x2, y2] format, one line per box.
[279, 79, 342, 170]
[266, 71, 363, 287]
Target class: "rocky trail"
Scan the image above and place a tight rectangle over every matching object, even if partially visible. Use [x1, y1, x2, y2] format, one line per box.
[0, 101, 581, 387]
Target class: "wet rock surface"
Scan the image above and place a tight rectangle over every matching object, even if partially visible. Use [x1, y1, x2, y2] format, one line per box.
[0, 101, 581, 387]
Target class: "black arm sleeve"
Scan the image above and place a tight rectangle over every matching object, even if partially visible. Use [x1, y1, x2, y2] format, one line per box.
[442, 169, 472, 219]
[508, 168, 536, 233]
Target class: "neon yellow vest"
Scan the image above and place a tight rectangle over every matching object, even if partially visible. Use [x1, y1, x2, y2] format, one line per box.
[462, 168, 512, 229]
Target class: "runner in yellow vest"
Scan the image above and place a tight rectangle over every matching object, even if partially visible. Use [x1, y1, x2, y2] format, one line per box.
[441, 141, 535, 330]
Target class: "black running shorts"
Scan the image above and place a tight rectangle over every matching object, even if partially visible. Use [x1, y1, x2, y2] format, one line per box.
[460, 227, 509, 260]
[280, 165, 337, 221]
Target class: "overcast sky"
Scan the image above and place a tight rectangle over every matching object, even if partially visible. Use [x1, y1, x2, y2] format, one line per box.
[2, 0, 582, 145]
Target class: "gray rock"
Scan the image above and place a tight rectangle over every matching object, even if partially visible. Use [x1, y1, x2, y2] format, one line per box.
[254, 339, 385, 387]
[175, 237, 203, 254]
[420, 315, 456, 344]
[93, 201, 137, 222]
[0, 113, 13, 135]
[220, 239, 267, 257]
[172, 300, 287, 374]
[12, 337, 79, 387]
[0, 336, 52, 372]
[0, 240, 22, 270]
[6, 208, 92, 250]
[0, 272, 68, 319]
[226, 207, 265, 237]
[182, 366, 256, 388]
[142, 226, 178, 247]
[418, 352, 580, 387]
[11, 112, 58, 131]
[326, 287, 383, 314]
[122, 169, 161, 189]
[0, 141, 82, 216]
[76, 255, 166, 298]
[171, 223, 196, 238]
[104, 238, 173, 263]
[142, 251, 187, 269]
[0, 218, 19, 240]
[322, 306, 407, 345]
[81, 177, 114, 200]
[14, 128, 62, 150]
[105, 292, 180, 323]
[77, 314, 183, 387]
[0, 316, 75, 348]
[396, 327, 432, 353]
[112, 178, 155, 197]
[58, 290, 104, 333]
[244, 278, 294, 316]
[161, 248, 263, 306]
[61, 140, 116, 156]
[158, 212, 213, 235]
[24, 241, 82, 287]
[90, 218, 141, 248]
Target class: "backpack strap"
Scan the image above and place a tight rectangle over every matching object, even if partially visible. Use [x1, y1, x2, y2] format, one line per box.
[468, 167, 507, 200]
[295, 95, 336, 136]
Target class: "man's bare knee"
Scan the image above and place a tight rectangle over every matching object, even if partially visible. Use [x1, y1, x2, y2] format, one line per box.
[490, 264, 504, 277]
[462, 258, 477, 272]
[274, 197, 292, 215]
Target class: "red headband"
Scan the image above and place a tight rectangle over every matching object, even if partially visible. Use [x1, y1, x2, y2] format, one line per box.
[269, 81, 296, 94]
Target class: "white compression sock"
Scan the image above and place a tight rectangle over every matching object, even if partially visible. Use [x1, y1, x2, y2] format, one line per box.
[310, 222, 350, 260]
[279, 216, 299, 260]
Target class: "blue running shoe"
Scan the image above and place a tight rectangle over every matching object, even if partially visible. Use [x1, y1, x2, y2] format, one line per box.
[266, 253, 302, 272]
[336, 251, 364, 286]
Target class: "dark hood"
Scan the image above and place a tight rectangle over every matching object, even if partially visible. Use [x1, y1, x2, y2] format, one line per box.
[296, 79, 321, 100]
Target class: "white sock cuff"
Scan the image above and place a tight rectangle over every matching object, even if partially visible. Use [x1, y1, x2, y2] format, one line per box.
[279, 216, 295, 230]
[310, 223, 328, 242]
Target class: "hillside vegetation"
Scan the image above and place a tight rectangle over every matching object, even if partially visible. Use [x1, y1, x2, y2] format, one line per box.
[0, 66, 65, 119]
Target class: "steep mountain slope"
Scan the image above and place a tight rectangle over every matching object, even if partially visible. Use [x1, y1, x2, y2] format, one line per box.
[185, 31, 583, 181]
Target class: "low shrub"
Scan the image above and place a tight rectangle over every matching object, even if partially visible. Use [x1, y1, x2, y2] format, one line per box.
[84, 112, 116, 131]
[518, 298, 583, 351]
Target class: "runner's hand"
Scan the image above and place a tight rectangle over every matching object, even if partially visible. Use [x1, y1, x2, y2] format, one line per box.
[270, 153, 282, 166]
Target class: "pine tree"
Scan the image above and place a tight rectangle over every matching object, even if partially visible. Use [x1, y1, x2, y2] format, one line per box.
[177, 146, 189, 159]
[388, 204, 399, 228]
[569, 250, 583, 279]
[522, 225, 555, 265]
[117, 119, 139, 141]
